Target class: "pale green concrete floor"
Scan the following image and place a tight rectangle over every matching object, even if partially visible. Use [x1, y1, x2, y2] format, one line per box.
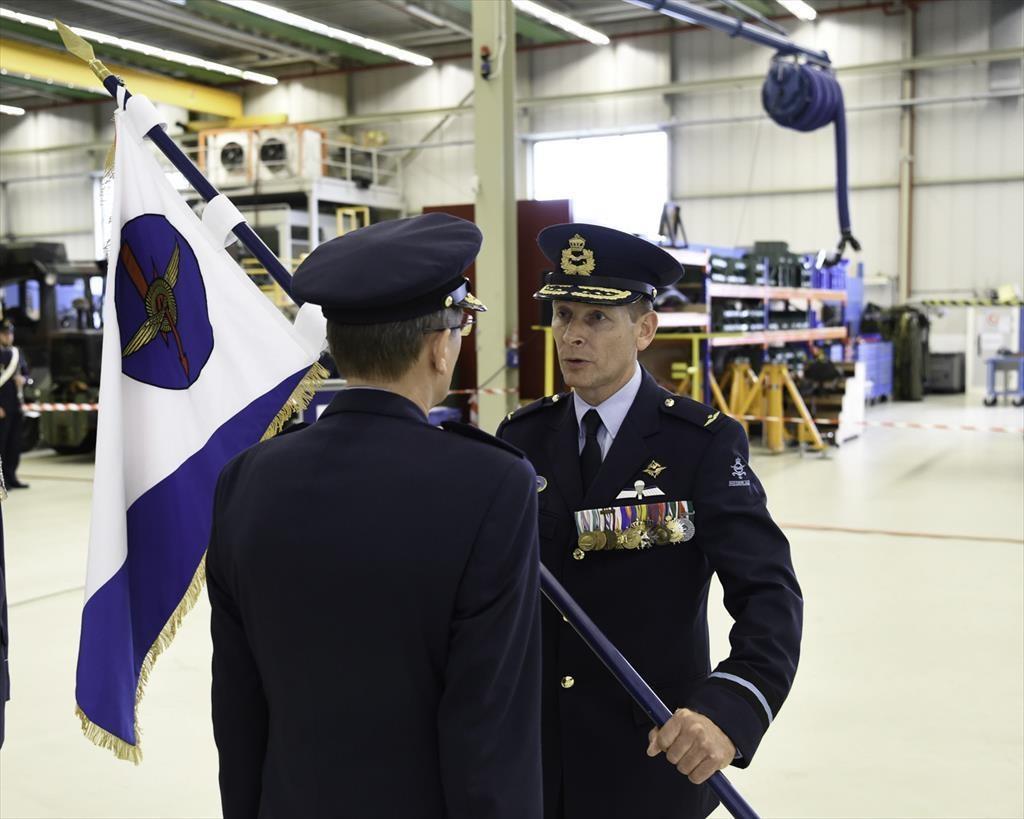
[1, 394, 1021, 819]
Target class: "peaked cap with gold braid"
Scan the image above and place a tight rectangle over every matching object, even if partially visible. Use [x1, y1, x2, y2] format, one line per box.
[534, 223, 683, 306]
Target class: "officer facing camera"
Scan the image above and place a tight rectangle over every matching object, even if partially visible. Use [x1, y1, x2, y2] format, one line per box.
[208, 213, 543, 819]
[498, 223, 803, 819]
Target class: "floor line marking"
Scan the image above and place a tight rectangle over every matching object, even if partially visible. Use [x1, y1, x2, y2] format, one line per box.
[781, 522, 1023, 545]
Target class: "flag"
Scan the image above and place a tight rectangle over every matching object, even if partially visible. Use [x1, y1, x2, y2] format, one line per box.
[75, 109, 325, 762]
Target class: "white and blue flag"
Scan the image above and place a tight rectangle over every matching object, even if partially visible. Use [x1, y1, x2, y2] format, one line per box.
[75, 107, 324, 762]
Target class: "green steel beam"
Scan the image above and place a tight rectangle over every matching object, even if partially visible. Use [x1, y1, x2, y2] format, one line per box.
[448, 0, 569, 43]
[0, 73, 105, 100]
[0, 18, 241, 86]
[188, 0, 392, 65]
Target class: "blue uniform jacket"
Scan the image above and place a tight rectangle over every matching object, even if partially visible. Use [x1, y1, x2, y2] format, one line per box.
[208, 389, 543, 819]
[497, 370, 802, 819]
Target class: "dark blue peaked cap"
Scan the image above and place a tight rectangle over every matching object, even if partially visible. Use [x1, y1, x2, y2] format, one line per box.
[535, 223, 683, 306]
[292, 212, 487, 324]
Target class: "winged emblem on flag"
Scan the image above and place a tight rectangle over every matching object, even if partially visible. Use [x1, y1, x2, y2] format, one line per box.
[120, 240, 190, 378]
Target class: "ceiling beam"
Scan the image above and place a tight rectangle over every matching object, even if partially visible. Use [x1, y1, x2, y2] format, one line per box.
[0, 16, 245, 85]
[0, 37, 243, 115]
[191, 1, 393, 66]
[96, 0, 336, 68]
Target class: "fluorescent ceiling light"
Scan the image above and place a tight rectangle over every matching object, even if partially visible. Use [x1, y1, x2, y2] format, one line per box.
[0, 103, 27, 116]
[776, 0, 818, 21]
[0, 8, 278, 85]
[0, 65, 105, 95]
[512, 0, 610, 45]
[216, 0, 433, 67]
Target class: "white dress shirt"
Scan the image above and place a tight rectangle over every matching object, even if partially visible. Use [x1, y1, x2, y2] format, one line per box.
[573, 363, 642, 459]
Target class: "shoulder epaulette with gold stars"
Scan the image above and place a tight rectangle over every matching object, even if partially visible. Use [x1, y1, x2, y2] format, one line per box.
[500, 392, 570, 427]
[658, 392, 727, 432]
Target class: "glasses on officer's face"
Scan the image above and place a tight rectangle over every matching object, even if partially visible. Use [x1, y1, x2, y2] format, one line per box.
[423, 312, 475, 337]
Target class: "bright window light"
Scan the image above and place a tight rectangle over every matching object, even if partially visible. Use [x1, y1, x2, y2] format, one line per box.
[0, 9, 278, 85]
[0, 103, 27, 116]
[216, 0, 434, 67]
[532, 132, 668, 238]
[512, 0, 610, 46]
[776, 0, 817, 21]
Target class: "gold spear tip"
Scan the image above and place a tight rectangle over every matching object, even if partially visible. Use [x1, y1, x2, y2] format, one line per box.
[54, 20, 93, 61]
[54, 19, 111, 81]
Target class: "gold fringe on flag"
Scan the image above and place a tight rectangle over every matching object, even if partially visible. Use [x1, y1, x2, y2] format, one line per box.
[261, 361, 329, 442]
[76, 359, 328, 762]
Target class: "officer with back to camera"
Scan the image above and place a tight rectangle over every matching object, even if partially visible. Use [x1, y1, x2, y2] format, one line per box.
[207, 213, 543, 819]
[498, 223, 803, 819]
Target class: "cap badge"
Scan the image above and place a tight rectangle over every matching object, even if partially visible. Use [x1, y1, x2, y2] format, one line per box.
[560, 233, 595, 277]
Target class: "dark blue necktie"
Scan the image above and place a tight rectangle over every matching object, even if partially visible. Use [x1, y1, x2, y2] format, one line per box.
[580, 409, 603, 493]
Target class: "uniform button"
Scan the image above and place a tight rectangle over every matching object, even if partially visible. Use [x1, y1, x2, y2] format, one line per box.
[561, 675, 575, 689]
[572, 548, 585, 560]
[506, 412, 513, 421]
[551, 394, 560, 403]
[664, 398, 675, 407]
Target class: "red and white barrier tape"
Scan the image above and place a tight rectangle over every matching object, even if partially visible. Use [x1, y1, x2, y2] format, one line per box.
[21, 401, 1021, 434]
[732, 413, 1023, 434]
[22, 403, 100, 412]
[447, 388, 519, 396]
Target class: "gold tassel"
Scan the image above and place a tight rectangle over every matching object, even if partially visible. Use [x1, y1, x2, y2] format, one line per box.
[77, 360, 327, 761]
[260, 361, 329, 442]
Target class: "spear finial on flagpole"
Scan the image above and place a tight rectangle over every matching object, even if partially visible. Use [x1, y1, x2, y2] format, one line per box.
[54, 19, 113, 82]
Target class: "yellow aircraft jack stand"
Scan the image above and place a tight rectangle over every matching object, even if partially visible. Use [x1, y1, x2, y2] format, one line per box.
[711, 362, 826, 455]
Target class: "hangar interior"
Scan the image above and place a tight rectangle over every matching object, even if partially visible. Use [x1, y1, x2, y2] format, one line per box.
[0, 1, 1022, 817]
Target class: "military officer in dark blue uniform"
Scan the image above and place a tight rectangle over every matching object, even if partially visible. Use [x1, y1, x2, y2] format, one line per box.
[207, 213, 543, 819]
[498, 224, 803, 819]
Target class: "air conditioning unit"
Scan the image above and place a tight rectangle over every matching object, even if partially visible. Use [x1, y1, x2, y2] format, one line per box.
[201, 129, 253, 188]
[255, 126, 325, 183]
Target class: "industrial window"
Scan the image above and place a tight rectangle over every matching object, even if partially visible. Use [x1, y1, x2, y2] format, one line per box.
[531, 131, 668, 238]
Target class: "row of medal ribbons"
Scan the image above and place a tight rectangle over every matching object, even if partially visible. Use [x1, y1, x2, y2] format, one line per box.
[574, 500, 695, 552]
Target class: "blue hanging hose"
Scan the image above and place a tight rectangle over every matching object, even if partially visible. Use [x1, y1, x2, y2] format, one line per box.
[762, 58, 861, 259]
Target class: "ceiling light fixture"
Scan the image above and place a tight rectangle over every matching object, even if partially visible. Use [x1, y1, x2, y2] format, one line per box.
[776, 0, 818, 22]
[512, 0, 610, 46]
[0, 103, 27, 116]
[0, 8, 278, 85]
[215, 0, 434, 67]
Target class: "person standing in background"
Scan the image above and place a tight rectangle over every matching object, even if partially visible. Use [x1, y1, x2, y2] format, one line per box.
[0, 322, 30, 490]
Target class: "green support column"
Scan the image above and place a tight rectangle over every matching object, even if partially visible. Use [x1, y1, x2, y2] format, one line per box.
[472, 0, 518, 433]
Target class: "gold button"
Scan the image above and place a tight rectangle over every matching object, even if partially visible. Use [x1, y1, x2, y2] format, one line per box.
[664, 398, 675, 407]
[572, 548, 585, 561]
[561, 676, 575, 689]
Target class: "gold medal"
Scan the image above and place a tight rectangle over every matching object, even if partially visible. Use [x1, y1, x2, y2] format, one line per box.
[618, 528, 642, 550]
[650, 525, 670, 546]
[665, 518, 686, 543]
[578, 530, 609, 552]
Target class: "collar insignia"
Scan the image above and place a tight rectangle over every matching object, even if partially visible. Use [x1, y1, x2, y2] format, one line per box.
[643, 460, 666, 479]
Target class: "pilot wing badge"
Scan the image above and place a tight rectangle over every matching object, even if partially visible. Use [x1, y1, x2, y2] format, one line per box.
[75, 107, 326, 763]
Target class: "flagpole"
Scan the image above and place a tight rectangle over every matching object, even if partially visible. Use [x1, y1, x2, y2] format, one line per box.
[541, 566, 760, 819]
[55, 21, 295, 300]
[57, 23, 761, 817]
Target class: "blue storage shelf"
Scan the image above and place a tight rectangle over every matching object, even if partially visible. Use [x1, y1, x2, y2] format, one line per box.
[858, 340, 893, 402]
